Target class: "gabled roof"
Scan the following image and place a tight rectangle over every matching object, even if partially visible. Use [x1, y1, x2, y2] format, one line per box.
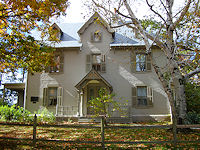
[78, 12, 115, 35]
[75, 69, 112, 91]
[31, 13, 146, 48]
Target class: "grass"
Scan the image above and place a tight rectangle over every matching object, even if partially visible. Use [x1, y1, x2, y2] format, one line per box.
[0, 122, 199, 149]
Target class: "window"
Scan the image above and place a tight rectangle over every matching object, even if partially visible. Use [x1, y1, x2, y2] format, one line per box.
[43, 87, 63, 107]
[137, 87, 147, 106]
[45, 52, 64, 73]
[136, 54, 146, 71]
[86, 54, 106, 73]
[132, 86, 153, 108]
[91, 30, 102, 42]
[92, 54, 102, 71]
[130, 51, 151, 72]
[48, 87, 57, 106]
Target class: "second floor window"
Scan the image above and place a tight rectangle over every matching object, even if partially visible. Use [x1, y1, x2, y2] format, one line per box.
[45, 52, 64, 73]
[136, 54, 146, 71]
[92, 54, 102, 71]
[86, 54, 106, 73]
[130, 51, 151, 73]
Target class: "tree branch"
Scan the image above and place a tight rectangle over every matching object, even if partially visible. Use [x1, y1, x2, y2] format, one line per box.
[171, 0, 192, 30]
[185, 68, 200, 80]
[146, 0, 167, 25]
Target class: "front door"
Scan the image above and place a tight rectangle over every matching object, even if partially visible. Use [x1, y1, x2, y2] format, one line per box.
[87, 85, 101, 115]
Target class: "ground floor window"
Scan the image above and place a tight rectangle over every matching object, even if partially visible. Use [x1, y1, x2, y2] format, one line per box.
[132, 86, 153, 108]
[48, 87, 57, 106]
[137, 86, 147, 106]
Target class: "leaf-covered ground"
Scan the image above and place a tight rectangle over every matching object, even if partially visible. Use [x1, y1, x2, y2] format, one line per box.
[0, 123, 199, 149]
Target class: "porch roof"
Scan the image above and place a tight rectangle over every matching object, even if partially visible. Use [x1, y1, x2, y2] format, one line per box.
[75, 69, 112, 91]
[3, 83, 25, 90]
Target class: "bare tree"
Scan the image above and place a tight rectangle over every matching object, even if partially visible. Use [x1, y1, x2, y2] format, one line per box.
[84, 0, 200, 127]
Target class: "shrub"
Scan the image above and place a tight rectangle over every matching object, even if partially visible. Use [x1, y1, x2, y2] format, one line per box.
[185, 82, 200, 113]
[0, 105, 32, 122]
[185, 111, 200, 124]
[35, 107, 55, 123]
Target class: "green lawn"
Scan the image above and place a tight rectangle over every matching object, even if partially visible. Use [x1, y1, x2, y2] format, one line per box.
[0, 123, 199, 149]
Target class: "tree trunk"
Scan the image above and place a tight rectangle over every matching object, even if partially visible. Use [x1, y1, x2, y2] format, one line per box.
[171, 69, 187, 124]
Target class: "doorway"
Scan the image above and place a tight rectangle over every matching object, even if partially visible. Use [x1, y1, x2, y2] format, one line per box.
[87, 85, 102, 115]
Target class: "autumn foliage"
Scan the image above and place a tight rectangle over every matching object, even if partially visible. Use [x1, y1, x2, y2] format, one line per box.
[0, 0, 69, 73]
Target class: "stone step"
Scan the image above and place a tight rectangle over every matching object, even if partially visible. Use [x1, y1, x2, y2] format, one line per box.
[78, 117, 101, 123]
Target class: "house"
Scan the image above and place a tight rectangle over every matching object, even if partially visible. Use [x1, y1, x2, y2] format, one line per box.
[12, 13, 172, 122]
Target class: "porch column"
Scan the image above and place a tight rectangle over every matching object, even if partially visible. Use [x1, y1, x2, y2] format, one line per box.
[80, 90, 84, 117]
[77, 90, 80, 116]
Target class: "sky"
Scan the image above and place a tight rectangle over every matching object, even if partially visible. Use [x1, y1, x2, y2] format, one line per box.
[60, 0, 186, 23]
[59, 0, 85, 23]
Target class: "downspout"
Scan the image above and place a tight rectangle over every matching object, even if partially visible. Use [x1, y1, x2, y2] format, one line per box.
[23, 72, 29, 110]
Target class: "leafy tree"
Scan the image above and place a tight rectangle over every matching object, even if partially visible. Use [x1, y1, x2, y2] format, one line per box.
[88, 88, 124, 125]
[185, 82, 200, 114]
[0, 0, 69, 73]
[85, 0, 200, 126]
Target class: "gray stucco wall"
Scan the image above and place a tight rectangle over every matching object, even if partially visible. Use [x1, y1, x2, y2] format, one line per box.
[25, 21, 171, 121]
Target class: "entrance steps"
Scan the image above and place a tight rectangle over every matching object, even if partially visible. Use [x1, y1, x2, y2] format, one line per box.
[78, 117, 101, 123]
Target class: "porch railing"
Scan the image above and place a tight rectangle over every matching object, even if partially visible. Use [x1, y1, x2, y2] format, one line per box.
[56, 105, 78, 117]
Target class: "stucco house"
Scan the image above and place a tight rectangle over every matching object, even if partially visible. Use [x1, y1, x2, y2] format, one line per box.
[6, 13, 172, 122]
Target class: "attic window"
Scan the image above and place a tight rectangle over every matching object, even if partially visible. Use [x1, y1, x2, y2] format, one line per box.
[91, 30, 102, 42]
[49, 24, 62, 41]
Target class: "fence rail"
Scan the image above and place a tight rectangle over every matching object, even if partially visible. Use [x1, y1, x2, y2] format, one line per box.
[0, 114, 199, 148]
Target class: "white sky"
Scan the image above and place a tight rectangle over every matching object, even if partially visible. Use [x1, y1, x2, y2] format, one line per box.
[60, 0, 85, 23]
[61, 0, 186, 23]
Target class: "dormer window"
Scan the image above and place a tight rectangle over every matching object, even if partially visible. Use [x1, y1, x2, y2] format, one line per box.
[49, 23, 62, 41]
[91, 30, 102, 42]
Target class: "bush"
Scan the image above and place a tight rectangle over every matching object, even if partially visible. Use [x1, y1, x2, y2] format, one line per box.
[35, 107, 55, 123]
[185, 82, 200, 113]
[185, 111, 200, 124]
[0, 105, 32, 122]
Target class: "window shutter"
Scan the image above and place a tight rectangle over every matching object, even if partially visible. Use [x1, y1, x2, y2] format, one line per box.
[86, 55, 92, 72]
[146, 54, 151, 71]
[43, 88, 48, 107]
[98, 32, 102, 41]
[132, 87, 137, 107]
[57, 87, 63, 106]
[59, 55, 64, 73]
[130, 51, 136, 73]
[91, 32, 94, 42]
[101, 55, 106, 73]
[147, 87, 153, 106]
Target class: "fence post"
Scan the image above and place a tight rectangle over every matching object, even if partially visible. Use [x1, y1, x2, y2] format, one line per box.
[101, 116, 105, 149]
[33, 114, 37, 147]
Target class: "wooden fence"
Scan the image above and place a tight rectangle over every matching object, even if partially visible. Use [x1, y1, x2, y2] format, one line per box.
[0, 114, 199, 149]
